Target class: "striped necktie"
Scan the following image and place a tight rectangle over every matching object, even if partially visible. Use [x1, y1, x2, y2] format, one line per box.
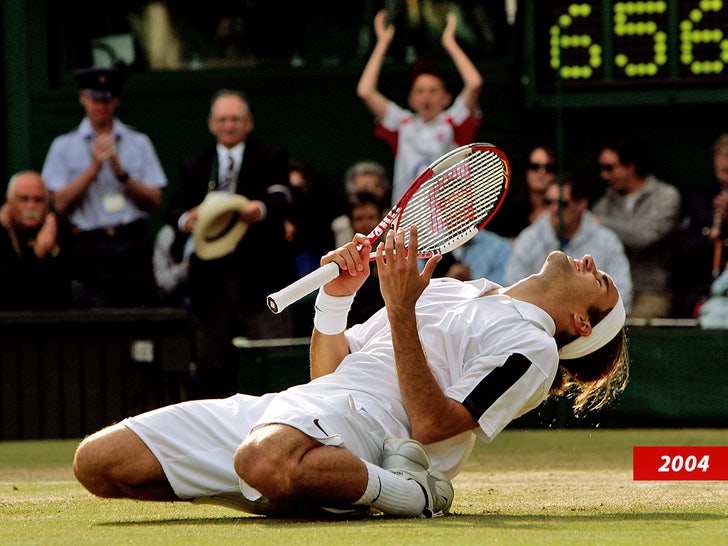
[220, 154, 235, 191]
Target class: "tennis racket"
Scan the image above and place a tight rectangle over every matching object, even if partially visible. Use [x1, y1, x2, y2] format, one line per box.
[267, 142, 510, 313]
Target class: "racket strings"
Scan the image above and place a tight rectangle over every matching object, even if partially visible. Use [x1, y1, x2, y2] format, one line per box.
[397, 151, 507, 255]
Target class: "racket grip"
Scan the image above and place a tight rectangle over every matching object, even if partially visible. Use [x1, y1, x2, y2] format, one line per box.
[267, 261, 340, 313]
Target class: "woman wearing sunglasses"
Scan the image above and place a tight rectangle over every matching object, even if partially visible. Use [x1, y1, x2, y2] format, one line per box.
[487, 144, 558, 241]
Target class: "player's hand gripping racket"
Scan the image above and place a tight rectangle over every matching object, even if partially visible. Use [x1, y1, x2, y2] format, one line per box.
[267, 142, 510, 313]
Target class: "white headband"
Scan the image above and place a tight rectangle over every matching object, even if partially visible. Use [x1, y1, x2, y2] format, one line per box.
[558, 294, 626, 360]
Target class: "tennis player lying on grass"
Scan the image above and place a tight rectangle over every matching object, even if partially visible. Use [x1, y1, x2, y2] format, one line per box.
[73, 226, 628, 518]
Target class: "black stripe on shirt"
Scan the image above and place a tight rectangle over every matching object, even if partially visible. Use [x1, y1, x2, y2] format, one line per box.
[462, 353, 533, 421]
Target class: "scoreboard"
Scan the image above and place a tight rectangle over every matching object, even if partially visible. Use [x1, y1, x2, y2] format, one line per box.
[524, 0, 728, 106]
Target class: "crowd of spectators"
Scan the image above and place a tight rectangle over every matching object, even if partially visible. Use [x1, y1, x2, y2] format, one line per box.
[1, 10, 726, 402]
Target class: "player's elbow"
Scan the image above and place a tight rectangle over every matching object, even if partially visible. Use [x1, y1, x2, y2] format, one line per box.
[410, 401, 476, 445]
[410, 429, 440, 446]
[409, 418, 451, 446]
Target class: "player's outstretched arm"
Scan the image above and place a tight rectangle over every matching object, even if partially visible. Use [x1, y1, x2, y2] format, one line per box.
[441, 12, 483, 112]
[356, 9, 395, 120]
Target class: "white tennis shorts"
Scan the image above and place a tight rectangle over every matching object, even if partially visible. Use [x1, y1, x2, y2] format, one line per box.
[123, 389, 388, 501]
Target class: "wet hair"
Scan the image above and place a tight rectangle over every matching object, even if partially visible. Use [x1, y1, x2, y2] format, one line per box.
[550, 307, 630, 416]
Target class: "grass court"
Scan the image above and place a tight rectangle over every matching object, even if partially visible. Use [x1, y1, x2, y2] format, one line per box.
[1, 428, 726, 545]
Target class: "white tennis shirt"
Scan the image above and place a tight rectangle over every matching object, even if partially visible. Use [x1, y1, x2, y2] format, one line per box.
[125, 276, 562, 501]
[306, 277, 559, 477]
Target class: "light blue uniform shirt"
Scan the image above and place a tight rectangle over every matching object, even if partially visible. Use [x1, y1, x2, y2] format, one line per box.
[42, 117, 167, 230]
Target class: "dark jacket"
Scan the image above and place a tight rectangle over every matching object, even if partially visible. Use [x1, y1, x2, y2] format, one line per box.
[167, 136, 296, 312]
[0, 223, 71, 311]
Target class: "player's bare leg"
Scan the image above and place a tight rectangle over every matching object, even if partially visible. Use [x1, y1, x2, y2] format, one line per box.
[73, 423, 177, 501]
[234, 423, 368, 503]
[234, 423, 451, 517]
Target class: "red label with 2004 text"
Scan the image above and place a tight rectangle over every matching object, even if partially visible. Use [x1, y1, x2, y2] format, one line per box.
[633, 446, 728, 480]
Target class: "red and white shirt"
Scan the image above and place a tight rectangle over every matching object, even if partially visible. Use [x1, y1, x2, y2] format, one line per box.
[375, 95, 482, 204]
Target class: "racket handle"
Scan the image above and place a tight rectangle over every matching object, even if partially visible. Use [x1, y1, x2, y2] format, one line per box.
[267, 261, 340, 313]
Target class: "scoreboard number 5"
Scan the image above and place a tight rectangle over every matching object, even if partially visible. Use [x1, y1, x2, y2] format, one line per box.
[613, 1, 668, 78]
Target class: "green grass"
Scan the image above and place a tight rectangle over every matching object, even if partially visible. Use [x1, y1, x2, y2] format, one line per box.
[1, 429, 727, 545]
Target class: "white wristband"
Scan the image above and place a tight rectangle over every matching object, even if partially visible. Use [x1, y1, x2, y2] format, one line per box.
[314, 288, 355, 335]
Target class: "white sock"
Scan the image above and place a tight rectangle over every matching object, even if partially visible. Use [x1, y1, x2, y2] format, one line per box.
[355, 460, 425, 516]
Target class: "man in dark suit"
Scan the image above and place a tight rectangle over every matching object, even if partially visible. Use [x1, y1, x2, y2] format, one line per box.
[168, 89, 296, 398]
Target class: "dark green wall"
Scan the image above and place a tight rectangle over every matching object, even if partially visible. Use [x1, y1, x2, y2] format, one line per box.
[2, 0, 727, 229]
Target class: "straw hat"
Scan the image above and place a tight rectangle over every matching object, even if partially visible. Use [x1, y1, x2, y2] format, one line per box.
[193, 192, 250, 260]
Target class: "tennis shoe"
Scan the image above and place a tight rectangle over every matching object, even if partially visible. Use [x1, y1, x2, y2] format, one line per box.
[382, 438, 454, 518]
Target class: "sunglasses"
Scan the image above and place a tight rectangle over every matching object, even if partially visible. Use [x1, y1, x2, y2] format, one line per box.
[543, 198, 570, 207]
[527, 162, 557, 174]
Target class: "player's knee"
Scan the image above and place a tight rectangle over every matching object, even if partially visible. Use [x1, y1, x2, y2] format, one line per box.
[234, 439, 291, 498]
[73, 426, 129, 498]
[73, 436, 114, 497]
[234, 427, 300, 499]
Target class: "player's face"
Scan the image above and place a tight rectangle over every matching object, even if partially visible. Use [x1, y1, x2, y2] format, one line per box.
[408, 74, 451, 123]
[209, 95, 254, 149]
[542, 251, 619, 315]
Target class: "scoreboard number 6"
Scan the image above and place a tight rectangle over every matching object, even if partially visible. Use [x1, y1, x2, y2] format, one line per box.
[678, 0, 727, 76]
